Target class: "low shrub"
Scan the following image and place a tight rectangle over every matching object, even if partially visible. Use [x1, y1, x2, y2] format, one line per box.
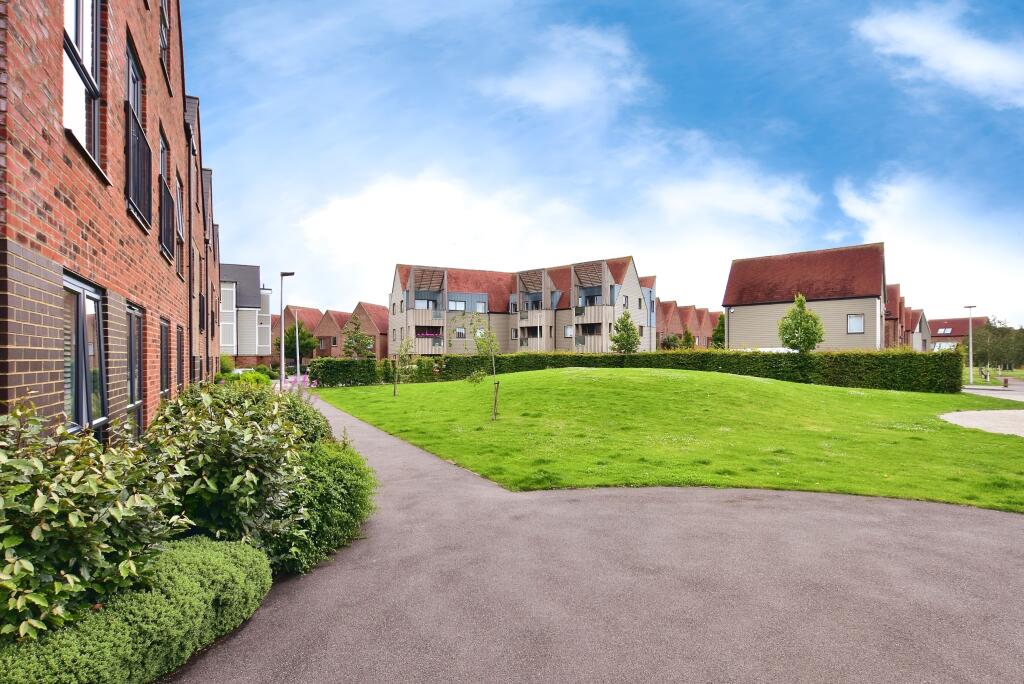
[272, 440, 376, 575]
[144, 384, 306, 572]
[0, 538, 271, 683]
[215, 370, 271, 387]
[307, 349, 963, 393]
[0, 406, 188, 641]
[307, 357, 379, 387]
[253, 364, 274, 379]
[220, 355, 235, 374]
[279, 392, 333, 446]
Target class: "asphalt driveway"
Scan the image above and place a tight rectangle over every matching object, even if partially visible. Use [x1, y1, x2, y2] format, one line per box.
[171, 395, 1024, 683]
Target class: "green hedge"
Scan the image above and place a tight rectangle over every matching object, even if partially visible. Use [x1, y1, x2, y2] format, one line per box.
[273, 441, 377, 575]
[0, 538, 271, 684]
[309, 350, 963, 393]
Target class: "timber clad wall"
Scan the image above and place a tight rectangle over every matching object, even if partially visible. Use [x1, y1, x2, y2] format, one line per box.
[726, 297, 883, 351]
[1, 0, 220, 428]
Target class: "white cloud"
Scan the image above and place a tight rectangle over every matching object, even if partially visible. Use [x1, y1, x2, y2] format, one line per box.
[837, 173, 1024, 325]
[854, 3, 1024, 109]
[295, 157, 819, 315]
[478, 24, 647, 113]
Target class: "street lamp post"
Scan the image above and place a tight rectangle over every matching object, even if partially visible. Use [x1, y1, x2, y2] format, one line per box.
[279, 271, 294, 388]
[965, 304, 976, 385]
[294, 306, 300, 386]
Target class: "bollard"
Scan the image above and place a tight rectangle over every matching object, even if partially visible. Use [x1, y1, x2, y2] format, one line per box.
[1004, 377, 1010, 388]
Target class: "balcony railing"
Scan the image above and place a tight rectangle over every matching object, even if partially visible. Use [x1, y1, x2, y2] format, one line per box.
[125, 102, 152, 226]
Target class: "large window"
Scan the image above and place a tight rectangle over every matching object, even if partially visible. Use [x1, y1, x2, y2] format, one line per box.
[126, 305, 144, 434]
[158, 133, 174, 257]
[414, 299, 434, 310]
[125, 46, 152, 225]
[847, 314, 865, 334]
[474, 301, 487, 313]
[63, 276, 106, 430]
[564, 325, 574, 338]
[448, 300, 466, 311]
[175, 178, 185, 276]
[63, 0, 100, 160]
[159, 0, 171, 73]
[160, 319, 170, 397]
[176, 326, 184, 391]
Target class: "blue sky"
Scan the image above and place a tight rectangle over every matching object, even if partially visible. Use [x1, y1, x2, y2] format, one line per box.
[182, 1, 1024, 324]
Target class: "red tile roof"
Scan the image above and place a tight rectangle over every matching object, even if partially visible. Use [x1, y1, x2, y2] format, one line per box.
[606, 256, 632, 285]
[639, 275, 656, 289]
[723, 243, 885, 307]
[396, 265, 411, 290]
[709, 311, 722, 329]
[327, 310, 352, 330]
[445, 268, 517, 313]
[885, 283, 901, 319]
[284, 305, 324, 332]
[909, 309, 924, 332]
[657, 300, 683, 336]
[901, 301, 912, 331]
[547, 266, 572, 309]
[357, 302, 389, 333]
[929, 317, 987, 337]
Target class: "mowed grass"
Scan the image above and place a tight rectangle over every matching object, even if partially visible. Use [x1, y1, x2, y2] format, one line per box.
[317, 368, 1024, 512]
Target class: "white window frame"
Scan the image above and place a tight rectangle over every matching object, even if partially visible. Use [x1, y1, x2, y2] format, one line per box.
[563, 325, 573, 338]
[475, 301, 487, 313]
[847, 313, 865, 335]
[448, 300, 466, 311]
[455, 327, 466, 339]
[510, 328, 518, 340]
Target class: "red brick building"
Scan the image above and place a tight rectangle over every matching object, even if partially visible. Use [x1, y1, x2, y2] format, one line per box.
[1, 0, 219, 431]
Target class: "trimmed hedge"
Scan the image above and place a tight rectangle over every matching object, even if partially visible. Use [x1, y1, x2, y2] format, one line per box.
[309, 349, 963, 393]
[273, 441, 377, 575]
[0, 537, 271, 684]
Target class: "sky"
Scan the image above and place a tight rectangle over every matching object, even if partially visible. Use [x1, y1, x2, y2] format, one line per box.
[182, 0, 1024, 325]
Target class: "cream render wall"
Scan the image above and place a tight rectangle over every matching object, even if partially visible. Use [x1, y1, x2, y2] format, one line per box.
[726, 297, 883, 351]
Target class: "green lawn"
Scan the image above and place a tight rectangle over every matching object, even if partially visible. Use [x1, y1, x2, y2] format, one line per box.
[317, 368, 1024, 512]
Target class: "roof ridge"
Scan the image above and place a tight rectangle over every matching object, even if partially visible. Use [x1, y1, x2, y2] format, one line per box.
[730, 242, 883, 264]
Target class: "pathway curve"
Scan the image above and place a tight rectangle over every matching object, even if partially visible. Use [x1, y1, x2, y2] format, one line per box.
[171, 396, 1024, 683]
[940, 410, 1024, 437]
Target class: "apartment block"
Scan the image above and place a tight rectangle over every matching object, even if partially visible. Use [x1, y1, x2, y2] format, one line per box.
[1, 0, 219, 431]
[219, 264, 272, 367]
[387, 257, 658, 356]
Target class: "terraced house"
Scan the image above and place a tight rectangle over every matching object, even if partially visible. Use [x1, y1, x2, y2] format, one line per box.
[387, 257, 658, 356]
[0, 0, 220, 431]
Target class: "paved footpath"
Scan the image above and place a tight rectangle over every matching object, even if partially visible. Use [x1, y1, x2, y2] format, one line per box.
[171, 397, 1024, 683]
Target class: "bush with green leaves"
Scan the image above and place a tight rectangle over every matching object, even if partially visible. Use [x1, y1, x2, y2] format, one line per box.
[215, 370, 271, 387]
[253, 364, 275, 379]
[272, 440, 376, 575]
[0, 406, 189, 642]
[778, 293, 825, 354]
[279, 391, 333, 446]
[144, 384, 306, 572]
[0, 538, 270, 683]
[220, 355, 235, 374]
[610, 311, 641, 353]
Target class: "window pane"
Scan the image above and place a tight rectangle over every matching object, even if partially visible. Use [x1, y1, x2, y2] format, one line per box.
[85, 296, 104, 422]
[848, 314, 865, 334]
[81, 0, 94, 74]
[63, 290, 79, 424]
[65, 0, 77, 36]
[63, 50, 88, 142]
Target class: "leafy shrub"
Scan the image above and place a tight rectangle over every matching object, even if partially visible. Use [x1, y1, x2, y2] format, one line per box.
[215, 370, 270, 387]
[145, 384, 306, 572]
[279, 392, 333, 446]
[307, 357, 379, 386]
[778, 293, 825, 353]
[0, 538, 270, 683]
[253, 364, 275, 379]
[220, 355, 235, 374]
[310, 350, 962, 393]
[0, 406, 188, 641]
[272, 440, 376, 575]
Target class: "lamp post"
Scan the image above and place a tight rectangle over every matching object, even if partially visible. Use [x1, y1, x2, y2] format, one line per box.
[279, 271, 294, 388]
[965, 304, 976, 385]
[294, 306, 300, 386]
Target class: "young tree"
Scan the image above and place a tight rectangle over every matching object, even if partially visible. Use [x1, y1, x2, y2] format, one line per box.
[610, 311, 641, 353]
[681, 330, 695, 349]
[392, 336, 413, 396]
[711, 315, 725, 348]
[449, 311, 502, 420]
[274, 321, 318, 362]
[778, 293, 824, 353]
[661, 334, 682, 350]
[342, 316, 376, 359]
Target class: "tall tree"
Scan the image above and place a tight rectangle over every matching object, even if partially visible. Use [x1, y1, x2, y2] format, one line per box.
[711, 315, 725, 348]
[610, 312, 641, 353]
[342, 316, 375, 359]
[681, 330, 695, 349]
[274, 321, 317, 362]
[778, 293, 824, 353]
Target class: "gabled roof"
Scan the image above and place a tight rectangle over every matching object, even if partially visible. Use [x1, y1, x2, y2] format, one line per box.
[901, 301, 912, 330]
[656, 300, 683, 336]
[284, 305, 324, 333]
[885, 284, 901, 319]
[709, 311, 722, 329]
[929, 317, 987, 337]
[327, 310, 352, 330]
[909, 309, 924, 332]
[547, 266, 572, 309]
[445, 268, 517, 312]
[723, 243, 885, 307]
[639, 275, 656, 289]
[357, 302, 389, 333]
[606, 256, 633, 285]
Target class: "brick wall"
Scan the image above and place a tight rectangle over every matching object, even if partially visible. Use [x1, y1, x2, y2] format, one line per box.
[1, 0, 219, 428]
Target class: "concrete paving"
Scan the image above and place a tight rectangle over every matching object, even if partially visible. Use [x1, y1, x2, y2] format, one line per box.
[940, 409, 1024, 437]
[171, 397, 1024, 683]
[964, 377, 1024, 402]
